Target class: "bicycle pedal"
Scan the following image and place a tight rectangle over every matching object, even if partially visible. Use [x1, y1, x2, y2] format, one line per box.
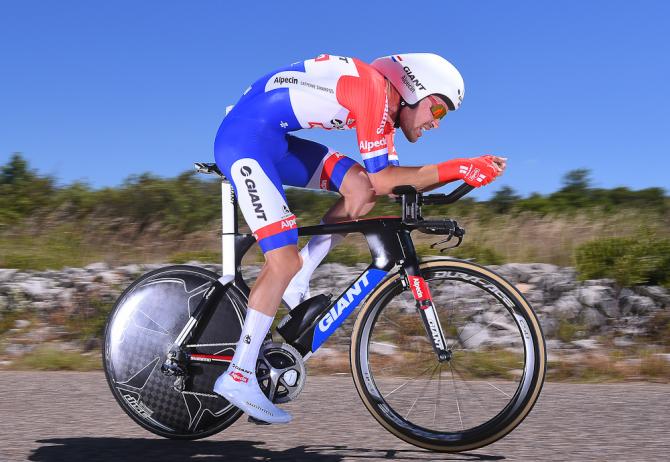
[247, 416, 272, 425]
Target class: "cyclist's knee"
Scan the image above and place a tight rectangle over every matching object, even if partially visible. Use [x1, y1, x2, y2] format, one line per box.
[264, 245, 302, 277]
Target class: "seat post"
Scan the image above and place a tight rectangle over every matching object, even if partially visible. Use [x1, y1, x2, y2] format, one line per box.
[221, 178, 237, 278]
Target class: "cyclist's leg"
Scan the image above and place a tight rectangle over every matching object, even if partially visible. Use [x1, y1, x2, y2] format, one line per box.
[213, 122, 300, 423]
[276, 135, 376, 307]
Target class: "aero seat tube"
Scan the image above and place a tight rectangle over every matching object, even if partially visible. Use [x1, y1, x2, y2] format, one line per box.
[221, 179, 237, 279]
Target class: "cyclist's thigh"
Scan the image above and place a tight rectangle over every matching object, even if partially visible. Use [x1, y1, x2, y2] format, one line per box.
[215, 120, 297, 254]
[277, 135, 359, 193]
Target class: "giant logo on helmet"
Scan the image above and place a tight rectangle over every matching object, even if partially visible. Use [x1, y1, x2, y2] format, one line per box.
[401, 66, 426, 93]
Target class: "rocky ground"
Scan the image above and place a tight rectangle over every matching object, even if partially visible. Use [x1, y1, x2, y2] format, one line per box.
[1, 261, 669, 379]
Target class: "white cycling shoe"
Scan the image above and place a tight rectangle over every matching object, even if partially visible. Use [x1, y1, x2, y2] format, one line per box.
[214, 370, 292, 424]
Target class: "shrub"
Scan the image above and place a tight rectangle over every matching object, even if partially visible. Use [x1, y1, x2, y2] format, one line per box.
[575, 232, 670, 287]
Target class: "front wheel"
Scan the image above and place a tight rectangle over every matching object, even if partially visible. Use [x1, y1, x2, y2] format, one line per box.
[350, 259, 546, 452]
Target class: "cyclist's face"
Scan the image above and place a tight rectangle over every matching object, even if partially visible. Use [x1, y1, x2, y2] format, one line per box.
[398, 95, 448, 143]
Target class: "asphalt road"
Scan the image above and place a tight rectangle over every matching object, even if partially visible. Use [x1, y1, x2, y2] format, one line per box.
[0, 371, 668, 461]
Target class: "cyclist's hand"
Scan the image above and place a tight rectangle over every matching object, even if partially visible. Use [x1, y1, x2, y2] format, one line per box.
[437, 155, 506, 187]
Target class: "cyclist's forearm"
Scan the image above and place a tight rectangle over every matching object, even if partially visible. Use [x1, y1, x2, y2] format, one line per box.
[368, 165, 440, 195]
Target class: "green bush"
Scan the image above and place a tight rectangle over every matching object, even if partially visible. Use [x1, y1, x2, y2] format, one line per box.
[575, 233, 670, 287]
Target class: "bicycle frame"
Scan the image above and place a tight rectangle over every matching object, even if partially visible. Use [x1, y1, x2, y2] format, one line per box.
[170, 164, 469, 368]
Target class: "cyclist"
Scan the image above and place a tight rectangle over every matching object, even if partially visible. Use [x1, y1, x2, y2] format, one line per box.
[213, 53, 506, 423]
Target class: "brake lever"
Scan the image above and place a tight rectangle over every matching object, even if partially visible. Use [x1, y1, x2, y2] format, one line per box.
[430, 235, 453, 249]
[440, 234, 464, 252]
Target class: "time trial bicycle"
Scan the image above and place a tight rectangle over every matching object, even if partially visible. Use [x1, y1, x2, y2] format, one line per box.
[103, 162, 546, 452]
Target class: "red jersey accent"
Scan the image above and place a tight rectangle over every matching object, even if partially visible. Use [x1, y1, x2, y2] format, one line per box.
[320, 151, 345, 190]
[252, 215, 298, 241]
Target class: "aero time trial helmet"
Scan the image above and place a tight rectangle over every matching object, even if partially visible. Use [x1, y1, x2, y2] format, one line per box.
[371, 53, 464, 110]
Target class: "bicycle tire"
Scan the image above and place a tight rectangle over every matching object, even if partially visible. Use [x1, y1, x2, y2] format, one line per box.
[103, 265, 246, 439]
[350, 259, 546, 452]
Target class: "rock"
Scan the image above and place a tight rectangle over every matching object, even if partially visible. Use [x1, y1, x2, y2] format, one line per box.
[85, 262, 109, 271]
[539, 316, 559, 337]
[117, 264, 142, 276]
[545, 339, 565, 351]
[458, 323, 491, 349]
[24, 326, 65, 342]
[500, 263, 560, 281]
[572, 339, 600, 350]
[581, 307, 607, 329]
[613, 336, 636, 347]
[633, 286, 670, 307]
[515, 283, 533, 293]
[16, 278, 59, 301]
[582, 278, 616, 287]
[0, 269, 18, 283]
[529, 269, 577, 301]
[14, 319, 31, 329]
[553, 293, 582, 320]
[98, 271, 123, 285]
[3, 343, 35, 356]
[579, 285, 619, 318]
[619, 294, 659, 316]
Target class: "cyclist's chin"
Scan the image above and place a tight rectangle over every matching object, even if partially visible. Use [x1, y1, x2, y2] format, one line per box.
[401, 126, 419, 143]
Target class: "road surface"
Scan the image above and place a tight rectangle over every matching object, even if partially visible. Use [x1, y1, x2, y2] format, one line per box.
[0, 372, 668, 461]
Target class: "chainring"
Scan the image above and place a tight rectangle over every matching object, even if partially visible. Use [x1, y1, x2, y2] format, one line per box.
[256, 341, 306, 404]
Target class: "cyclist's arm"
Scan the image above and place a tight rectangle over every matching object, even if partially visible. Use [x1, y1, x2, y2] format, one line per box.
[368, 164, 442, 195]
[368, 156, 506, 196]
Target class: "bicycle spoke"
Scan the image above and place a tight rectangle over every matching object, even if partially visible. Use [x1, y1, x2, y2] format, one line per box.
[448, 361, 498, 414]
[433, 363, 443, 427]
[382, 363, 436, 399]
[380, 312, 403, 330]
[457, 313, 508, 346]
[449, 362, 464, 431]
[404, 363, 440, 420]
[485, 380, 513, 399]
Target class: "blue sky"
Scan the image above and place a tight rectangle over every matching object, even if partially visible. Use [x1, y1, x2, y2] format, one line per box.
[1, 1, 668, 200]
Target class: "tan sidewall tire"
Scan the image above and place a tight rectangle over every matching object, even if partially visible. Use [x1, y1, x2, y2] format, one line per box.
[349, 259, 546, 452]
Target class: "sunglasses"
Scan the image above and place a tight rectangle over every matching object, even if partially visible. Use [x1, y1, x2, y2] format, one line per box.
[428, 95, 448, 120]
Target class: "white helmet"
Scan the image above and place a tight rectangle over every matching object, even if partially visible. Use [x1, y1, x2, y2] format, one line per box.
[371, 53, 464, 110]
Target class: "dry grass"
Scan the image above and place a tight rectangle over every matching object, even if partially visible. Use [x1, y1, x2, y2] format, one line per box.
[415, 209, 669, 266]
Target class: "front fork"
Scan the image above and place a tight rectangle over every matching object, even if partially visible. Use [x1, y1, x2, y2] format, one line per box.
[403, 268, 452, 362]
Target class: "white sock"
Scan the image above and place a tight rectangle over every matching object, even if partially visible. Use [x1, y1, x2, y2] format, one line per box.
[213, 307, 292, 423]
[228, 307, 273, 375]
[283, 228, 346, 309]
